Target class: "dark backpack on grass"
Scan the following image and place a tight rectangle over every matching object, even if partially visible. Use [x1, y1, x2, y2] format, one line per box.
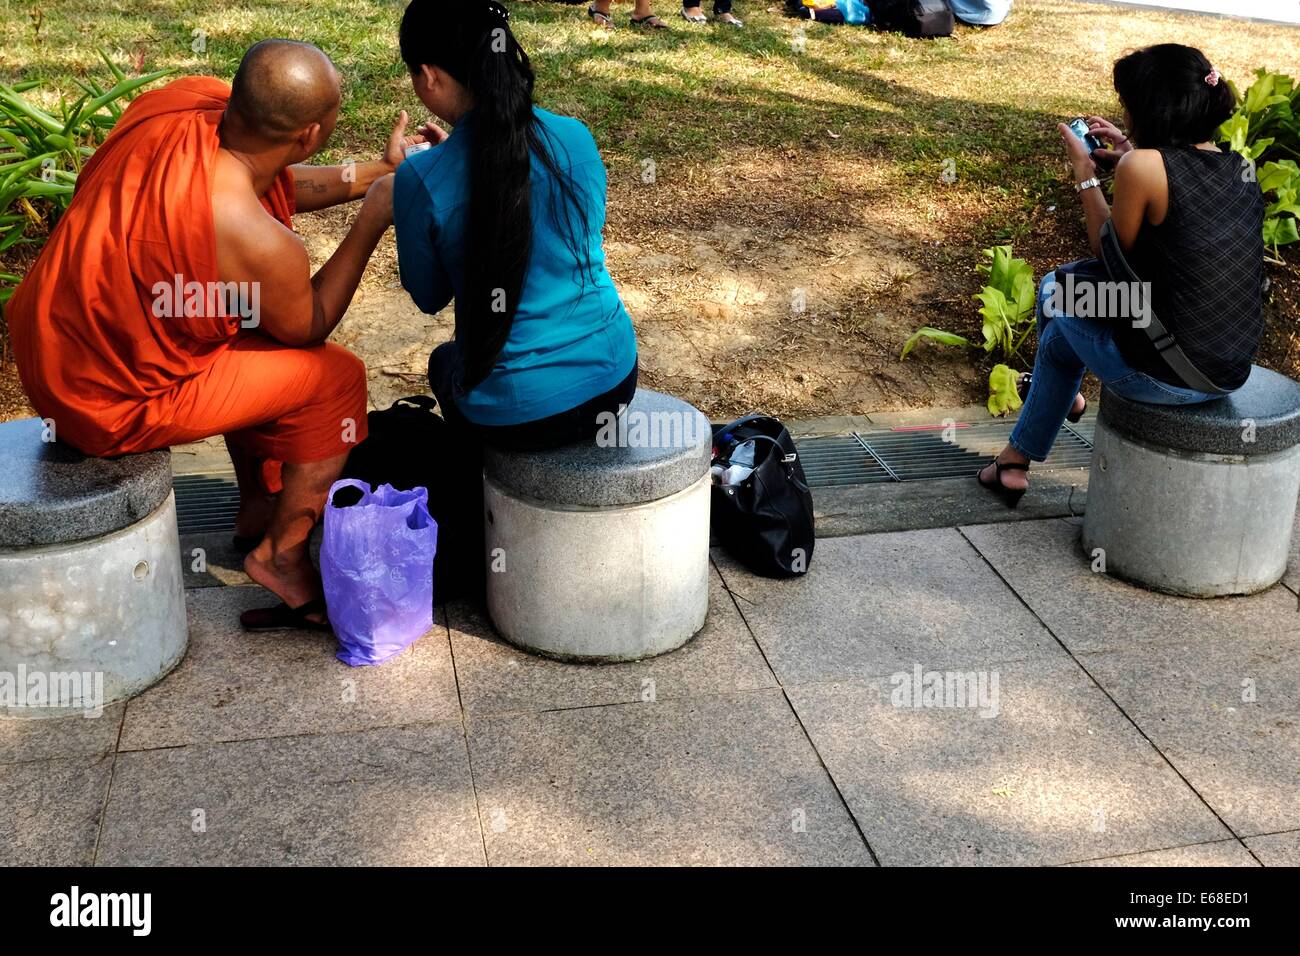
[873, 0, 954, 36]
[710, 415, 816, 578]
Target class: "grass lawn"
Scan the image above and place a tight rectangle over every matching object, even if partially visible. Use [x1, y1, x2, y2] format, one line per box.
[1, 0, 1297, 419]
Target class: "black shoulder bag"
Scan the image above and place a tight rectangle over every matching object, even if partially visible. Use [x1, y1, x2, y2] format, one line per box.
[710, 414, 816, 577]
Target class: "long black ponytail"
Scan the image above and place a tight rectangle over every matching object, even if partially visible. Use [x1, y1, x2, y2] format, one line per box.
[399, 0, 591, 389]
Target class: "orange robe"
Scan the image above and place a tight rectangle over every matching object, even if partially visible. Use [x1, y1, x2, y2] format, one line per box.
[8, 76, 367, 484]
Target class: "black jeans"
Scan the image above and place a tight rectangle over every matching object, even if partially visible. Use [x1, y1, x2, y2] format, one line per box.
[427, 340, 638, 453]
[684, 0, 733, 13]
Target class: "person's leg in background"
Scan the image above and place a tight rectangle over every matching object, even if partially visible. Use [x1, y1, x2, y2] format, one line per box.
[586, 0, 668, 26]
[980, 262, 1095, 494]
[630, 0, 670, 26]
[713, 0, 743, 25]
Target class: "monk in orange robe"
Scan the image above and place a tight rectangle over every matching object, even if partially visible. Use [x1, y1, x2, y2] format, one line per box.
[7, 40, 443, 630]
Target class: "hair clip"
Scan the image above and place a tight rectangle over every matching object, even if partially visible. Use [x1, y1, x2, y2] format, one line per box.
[1204, 68, 1220, 86]
[485, 0, 510, 20]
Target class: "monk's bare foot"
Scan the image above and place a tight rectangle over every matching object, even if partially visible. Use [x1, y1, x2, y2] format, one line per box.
[244, 546, 325, 623]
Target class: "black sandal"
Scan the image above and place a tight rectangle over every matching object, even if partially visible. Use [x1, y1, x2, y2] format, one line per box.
[976, 460, 1029, 509]
[240, 598, 331, 633]
[630, 13, 669, 28]
[1017, 373, 1087, 424]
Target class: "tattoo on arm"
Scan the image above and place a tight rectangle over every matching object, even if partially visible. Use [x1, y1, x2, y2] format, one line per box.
[298, 177, 328, 194]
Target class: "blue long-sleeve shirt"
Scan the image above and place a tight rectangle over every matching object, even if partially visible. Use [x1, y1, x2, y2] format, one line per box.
[393, 107, 637, 426]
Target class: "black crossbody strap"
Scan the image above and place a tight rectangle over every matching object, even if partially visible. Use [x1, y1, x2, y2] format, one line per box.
[1097, 220, 1230, 395]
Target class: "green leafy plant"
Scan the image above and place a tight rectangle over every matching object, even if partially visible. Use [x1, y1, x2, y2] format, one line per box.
[901, 245, 1036, 416]
[1218, 68, 1300, 261]
[0, 53, 173, 307]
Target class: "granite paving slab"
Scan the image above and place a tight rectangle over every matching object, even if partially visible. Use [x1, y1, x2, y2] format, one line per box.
[961, 518, 1298, 653]
[711, 530, 1066, 686]
[120, 586, 459, 750]
[0, 753, 113, 866]
[179, 531, 252, 589]
[1244, 830, 1300, 866]
[466, 689, 873, 866]
[447, 564, 775, 715]
[98, 724, 483, 865]
[1065, 839, 1259, 866]
[1079, 630, 1300, 836]
[787, 655, 1232, 866]
[0, 704, 124, 764]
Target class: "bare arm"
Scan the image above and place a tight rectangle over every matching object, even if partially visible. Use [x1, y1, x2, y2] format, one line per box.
[290, 111, 447, 213]
[1109, 150, 1167, 252]
[291, 159, 394, 212]
[1057, 122, 1110, 257]
[1057, 123, 1167, 256]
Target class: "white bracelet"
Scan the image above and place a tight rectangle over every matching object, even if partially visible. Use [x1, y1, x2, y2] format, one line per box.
[1075, 177, 1102, 192]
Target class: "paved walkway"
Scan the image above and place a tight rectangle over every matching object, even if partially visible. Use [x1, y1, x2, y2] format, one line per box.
[2, 516, 1298, 866]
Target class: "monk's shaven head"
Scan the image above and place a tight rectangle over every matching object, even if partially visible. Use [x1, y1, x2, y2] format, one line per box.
[228, 39, 341, 142]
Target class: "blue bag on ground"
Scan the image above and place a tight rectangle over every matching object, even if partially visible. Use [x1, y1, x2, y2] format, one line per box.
[321, 479, 438, 666]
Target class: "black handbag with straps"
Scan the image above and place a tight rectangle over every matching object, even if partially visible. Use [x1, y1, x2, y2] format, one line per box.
[710, 414, 816, 578]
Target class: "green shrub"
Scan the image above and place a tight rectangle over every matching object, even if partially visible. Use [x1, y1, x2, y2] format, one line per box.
[0, 53, 173, 307]
[1219, 69, 1300, 260]
[901, 245, 1036, 416]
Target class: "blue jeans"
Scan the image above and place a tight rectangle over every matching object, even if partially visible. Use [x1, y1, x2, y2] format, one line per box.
[1008, 258, 1221, 461]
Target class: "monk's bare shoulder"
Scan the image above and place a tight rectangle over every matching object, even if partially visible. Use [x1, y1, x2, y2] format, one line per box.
[211, 150, 309, 286]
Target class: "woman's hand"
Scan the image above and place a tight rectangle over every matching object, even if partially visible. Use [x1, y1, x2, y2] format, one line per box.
[1057, 122, 1098, 184]
[1086, 115, 1132, 167]
[382, 110, 449, 171]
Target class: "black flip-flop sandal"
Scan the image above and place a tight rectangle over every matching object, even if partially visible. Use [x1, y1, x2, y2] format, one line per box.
[976, 460, 1029, 509]
[631, 13, 669, 28]
[240, 598, 331, 633]
[1017, 373, 1087, 424]
[587, 5, 614, 25]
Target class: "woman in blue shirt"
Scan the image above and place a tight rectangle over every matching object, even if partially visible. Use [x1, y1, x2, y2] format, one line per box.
[394, 0, 638, 452]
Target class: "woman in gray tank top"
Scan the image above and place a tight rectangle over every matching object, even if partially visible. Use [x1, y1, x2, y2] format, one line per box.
[978, 43, 1265, 507]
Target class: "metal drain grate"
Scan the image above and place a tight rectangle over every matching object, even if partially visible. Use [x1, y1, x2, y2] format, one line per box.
[170, 419, 1098, 529]
[799, 420, 1095, 489]
[173, 473, 240, 534]
[797, 435, 894, 487]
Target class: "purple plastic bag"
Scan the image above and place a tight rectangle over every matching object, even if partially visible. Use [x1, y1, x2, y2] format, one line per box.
[321, 479, 438, 666]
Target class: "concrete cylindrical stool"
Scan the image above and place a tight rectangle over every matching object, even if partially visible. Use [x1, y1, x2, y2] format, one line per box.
[482, 389, 712, 662]
[0, 419, 188, 717]
[1082, 366, 1300, 597]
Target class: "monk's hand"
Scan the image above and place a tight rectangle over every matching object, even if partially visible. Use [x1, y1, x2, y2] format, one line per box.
[383, 110, 448, 170]
[364, 172, 396, 226]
